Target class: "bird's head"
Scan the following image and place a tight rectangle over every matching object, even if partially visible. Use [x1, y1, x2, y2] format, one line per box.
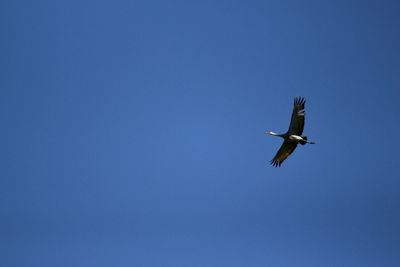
[266, 131, 278, 136]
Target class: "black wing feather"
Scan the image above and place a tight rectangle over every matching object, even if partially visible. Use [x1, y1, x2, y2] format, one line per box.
[287, 97, 306, 135]
[270, 141, 298, 167]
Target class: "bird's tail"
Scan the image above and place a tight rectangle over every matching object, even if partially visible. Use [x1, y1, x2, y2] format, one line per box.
[300, 136, 308, 145]
[301, 136, 316, 145]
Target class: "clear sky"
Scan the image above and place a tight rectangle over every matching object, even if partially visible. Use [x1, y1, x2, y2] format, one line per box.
[1, 0, 400, 266]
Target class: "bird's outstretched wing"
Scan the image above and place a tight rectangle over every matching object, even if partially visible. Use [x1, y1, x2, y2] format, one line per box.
[270, 141, 298, 167]
[287, 97, 305, 135]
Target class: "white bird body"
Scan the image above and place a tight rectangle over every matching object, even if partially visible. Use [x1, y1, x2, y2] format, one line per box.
[288, 135, 304, 142]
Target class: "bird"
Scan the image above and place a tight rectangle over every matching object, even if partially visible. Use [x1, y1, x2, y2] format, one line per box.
[266, 97, 315, 167]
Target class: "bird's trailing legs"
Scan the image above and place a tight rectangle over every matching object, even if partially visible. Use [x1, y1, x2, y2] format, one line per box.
[289, 135, 316, 145]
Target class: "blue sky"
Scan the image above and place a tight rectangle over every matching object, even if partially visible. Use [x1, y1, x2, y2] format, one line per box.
[1, 0, 400, 266]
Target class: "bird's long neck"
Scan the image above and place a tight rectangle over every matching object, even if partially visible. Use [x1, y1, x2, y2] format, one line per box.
[267, 131, 285, 138]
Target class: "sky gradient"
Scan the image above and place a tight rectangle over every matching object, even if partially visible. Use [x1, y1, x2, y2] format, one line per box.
[1, 0, 400, 266]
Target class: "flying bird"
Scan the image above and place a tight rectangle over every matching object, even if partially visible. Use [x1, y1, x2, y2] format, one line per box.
[266, 97, 315, 167]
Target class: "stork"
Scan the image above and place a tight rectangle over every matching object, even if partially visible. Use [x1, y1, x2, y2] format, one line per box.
[266, 97, 315, 167]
